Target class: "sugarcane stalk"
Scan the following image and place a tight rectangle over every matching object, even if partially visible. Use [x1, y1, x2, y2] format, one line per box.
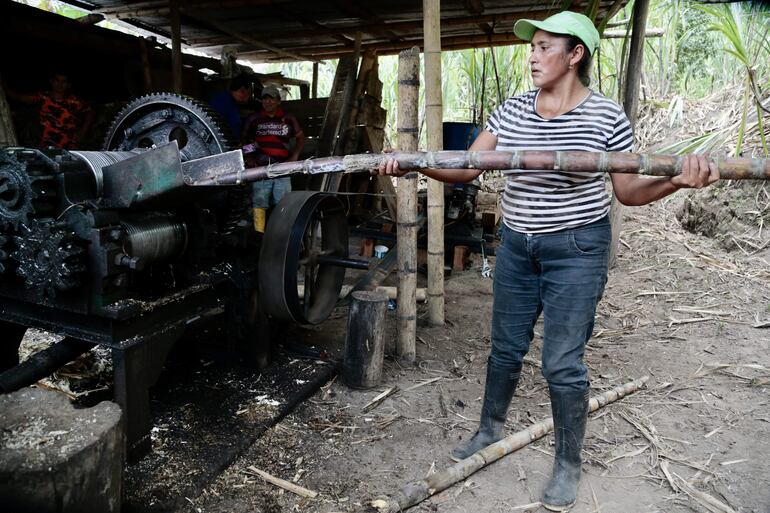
[188, 151, 770, 186]
[370, 376, 650, 513]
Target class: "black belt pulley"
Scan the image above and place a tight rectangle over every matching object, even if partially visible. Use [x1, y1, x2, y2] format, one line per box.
[259, 191, 366, 325]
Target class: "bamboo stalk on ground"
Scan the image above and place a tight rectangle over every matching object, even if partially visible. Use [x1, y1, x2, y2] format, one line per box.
[370, 376, 650, 513]
[188, 150, 770, 185]
[396, 47, 420, 364]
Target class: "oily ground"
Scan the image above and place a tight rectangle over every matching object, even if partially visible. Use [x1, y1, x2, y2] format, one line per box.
[184, 180, 770, 513]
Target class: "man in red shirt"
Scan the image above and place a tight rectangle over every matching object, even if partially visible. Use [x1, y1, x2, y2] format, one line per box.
[242, 85, 305, 232]
[7, 73, 93, 149]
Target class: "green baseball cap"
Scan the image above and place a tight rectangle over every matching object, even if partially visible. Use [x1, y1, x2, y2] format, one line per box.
[513, 11, 600, 55]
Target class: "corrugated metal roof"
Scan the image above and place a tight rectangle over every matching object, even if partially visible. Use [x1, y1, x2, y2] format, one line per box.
[76, 0, 629, 62]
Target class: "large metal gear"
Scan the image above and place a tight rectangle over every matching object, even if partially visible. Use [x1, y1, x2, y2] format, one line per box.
[0, 150, 59, 231]
[102, 92, 235, 160]
[11, 220, 86, 297]
[0, 152, 44, 231]
[102, 92, 248, 233]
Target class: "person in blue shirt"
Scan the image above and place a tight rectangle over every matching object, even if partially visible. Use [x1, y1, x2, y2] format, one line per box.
[210, 75, 252, 139]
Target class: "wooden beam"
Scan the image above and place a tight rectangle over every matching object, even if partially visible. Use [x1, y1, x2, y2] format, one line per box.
[250, 9, 554, 41]
[598, 0, 627, 33]
[0, 73, 18, 147]
[170, 0, 182, 93]
[312, 62, 318, 98]
[96, 0, 282, 18]
[180, 7, 315, 62]
[259, 24, 654, 62]
[329, 0, 401, 40]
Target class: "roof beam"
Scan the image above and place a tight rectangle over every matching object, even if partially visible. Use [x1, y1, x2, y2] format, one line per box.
[328, 0, 401, 41]
[256, 25, 657, 61]
[180, 6, 315, 62]
[247, 9, 556, 41]
[462, 0, 492, 35]
[95, 0, 282, 18]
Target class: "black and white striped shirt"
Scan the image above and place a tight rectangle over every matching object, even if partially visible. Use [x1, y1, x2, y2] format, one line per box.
[486, 89, 634, 234]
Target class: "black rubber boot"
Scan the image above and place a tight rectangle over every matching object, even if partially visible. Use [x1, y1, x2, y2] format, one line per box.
[542, 387, 590, 512]
[450, 363, 521, 461]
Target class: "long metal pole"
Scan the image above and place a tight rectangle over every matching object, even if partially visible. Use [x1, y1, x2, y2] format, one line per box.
[423, 0, 444, 326]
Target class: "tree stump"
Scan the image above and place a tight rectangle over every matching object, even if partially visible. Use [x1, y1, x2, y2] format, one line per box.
[0, 387, 123, 513]
[343, 290, 388, 389]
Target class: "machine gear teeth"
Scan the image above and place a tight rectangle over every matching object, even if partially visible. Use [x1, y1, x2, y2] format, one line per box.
[102, 92, 246, 233]
[0, 152, 37, 231]
[11, 219, 86, 298]
[102, 92, 235, 160]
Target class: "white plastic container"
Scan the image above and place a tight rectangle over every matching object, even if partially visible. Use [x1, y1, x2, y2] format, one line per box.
[373, 245, 389, 258]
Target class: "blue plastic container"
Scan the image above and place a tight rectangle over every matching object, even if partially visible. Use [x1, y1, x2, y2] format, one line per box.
[442, 122, 481, 150]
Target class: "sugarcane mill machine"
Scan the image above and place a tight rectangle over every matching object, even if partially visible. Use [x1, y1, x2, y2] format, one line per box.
[0, 93, 363, 458]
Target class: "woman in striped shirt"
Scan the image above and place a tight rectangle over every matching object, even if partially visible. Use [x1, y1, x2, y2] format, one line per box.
[379, 10, 719, 511]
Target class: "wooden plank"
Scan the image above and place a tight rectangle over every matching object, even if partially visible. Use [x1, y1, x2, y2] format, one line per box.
[170, 0, 182, 94]
[0, 74, 18, 147]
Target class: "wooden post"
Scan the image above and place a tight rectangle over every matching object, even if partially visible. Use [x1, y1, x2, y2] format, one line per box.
[139, 39, 153, 93]
[423, 0, 444, 326]
[610, 0, 650, 266]
[170, 0, 182, 94]
[0, 74, 18, 147]
[220, 45, 238, 79]
[396, 47, 420, 364]
[343, 290, 388, 389]
[312, 62, 319, 99]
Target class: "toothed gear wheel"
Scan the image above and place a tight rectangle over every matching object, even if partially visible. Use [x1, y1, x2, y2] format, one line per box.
[102, 92, 235, 160]
[0, 152, 37, 231]
[12, 220, 86, 297]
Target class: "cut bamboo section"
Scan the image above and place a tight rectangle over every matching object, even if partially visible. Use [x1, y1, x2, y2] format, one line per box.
[396, 47, 420, 364]
[189, 150, 770, 185]
[370, 376, 650, 513]
[424, 0, 445, 327]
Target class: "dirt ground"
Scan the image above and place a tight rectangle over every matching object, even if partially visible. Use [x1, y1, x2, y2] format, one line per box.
[181, 182, 770, 513]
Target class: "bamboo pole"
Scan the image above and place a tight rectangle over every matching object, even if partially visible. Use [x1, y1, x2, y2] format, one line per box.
[396, 48, 420, 364]
[423, 0, 444, 326]
[370, 376, 650, 513]
[187, 150, 770, 186]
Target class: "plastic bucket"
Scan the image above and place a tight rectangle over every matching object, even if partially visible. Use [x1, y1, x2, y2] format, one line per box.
[442, 122, 481, 150]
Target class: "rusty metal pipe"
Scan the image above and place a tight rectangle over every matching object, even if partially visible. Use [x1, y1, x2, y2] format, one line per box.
[0, 338, 95, 394]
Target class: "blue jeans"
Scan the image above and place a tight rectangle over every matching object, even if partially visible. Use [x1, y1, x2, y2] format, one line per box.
[490, 217, 610, 392]
[252, 177, 292, 208]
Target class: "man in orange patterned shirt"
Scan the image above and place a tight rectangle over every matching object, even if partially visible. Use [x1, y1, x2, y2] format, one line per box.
[8, 73, 93, 149]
